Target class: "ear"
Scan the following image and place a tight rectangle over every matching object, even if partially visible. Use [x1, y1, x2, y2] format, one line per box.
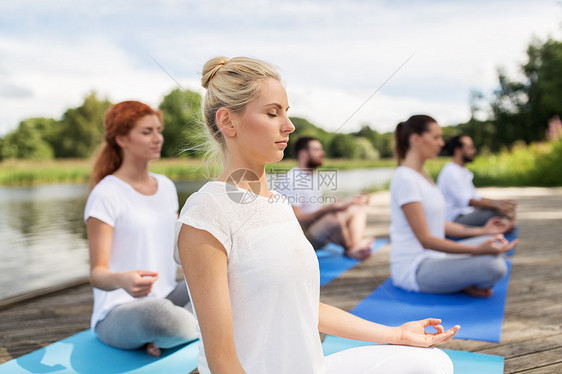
[216, 107, 237, 138]
[409, 132, 420, 147]
[115, 134, 128, 148]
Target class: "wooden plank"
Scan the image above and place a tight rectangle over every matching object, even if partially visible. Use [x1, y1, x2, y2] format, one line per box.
[505, 347, 562, 373]
[479, 334, 562, 358]
[515, 362, 562, 373]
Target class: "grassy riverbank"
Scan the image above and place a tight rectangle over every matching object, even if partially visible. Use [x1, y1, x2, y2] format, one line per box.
[0, 158, 396, 186]
[2, 138, 560, 187]
[426, 139, 562, 187]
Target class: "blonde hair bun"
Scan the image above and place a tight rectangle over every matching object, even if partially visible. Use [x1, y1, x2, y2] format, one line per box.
[201, 57, 229, 89]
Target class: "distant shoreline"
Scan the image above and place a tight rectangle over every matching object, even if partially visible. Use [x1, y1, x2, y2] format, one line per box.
[0, 158, 396, 186]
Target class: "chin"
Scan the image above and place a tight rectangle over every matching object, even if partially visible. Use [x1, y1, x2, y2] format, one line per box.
[272, 154, 285, 162]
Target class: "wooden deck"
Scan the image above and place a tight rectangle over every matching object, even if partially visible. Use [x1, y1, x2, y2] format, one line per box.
[1, 187, 561, 373]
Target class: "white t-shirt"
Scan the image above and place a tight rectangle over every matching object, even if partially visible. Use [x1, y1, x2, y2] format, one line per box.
[276, 167, 323, 214]
[437, 162, 482, 221]
[389, 166, 448, 292]
[84, 173, 179, 330]
[175, 182, 325, 374]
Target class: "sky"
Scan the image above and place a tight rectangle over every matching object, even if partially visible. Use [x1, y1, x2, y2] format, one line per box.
[1, 0, 561, 136]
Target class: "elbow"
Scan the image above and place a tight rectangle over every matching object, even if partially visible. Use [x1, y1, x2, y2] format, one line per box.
[89, 266, 111, 290]
[417, 235, 434, 249]
[89, 271, 101, 289]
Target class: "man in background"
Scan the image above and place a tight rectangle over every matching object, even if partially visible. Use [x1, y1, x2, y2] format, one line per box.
[437, 134, 516, 226]
[277, 136, 374, 259]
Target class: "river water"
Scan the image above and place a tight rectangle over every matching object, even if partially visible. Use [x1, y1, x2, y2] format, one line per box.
[0, 168, 393, 299]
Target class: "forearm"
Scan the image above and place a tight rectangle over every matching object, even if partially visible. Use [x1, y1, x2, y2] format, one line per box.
[402, 202, 478, 254]
[318, 303, 400, 344]
[469, 198, 499, 211]
[90, 267, 124, 291]
[207, 348, 245, 374]
[444, 221, 486, 238]
[416, 233, 478, 254]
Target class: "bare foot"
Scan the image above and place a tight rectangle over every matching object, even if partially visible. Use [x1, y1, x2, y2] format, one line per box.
[346, 237, 375, 260]
[463, 286, 493, 298]
[146, 342, 161, 357]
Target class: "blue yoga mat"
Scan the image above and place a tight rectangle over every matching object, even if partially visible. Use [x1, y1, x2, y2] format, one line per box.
[350, 260, 511, 342]
[321, 335, 504, 374]
[0, 330, 199, 374]
[317, 239, 389, 286]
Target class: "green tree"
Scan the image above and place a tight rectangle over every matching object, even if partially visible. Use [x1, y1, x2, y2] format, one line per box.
[523, 38, 562, 140]
[488, 37, 562, 149]
[1, 120, 54, 159]
[355, 137, 379, 160]
[353, 125, 394, 158]
[455, 119, 496, 154]
[327, 133, 359, 158]
[285, 117, 330, 158]
[159, 89, 204, 158]
[56, 92, 112, 158]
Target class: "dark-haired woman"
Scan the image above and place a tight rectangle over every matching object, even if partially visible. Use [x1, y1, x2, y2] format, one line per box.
[390, 115, 517, 297]
[84, 101, 197, 356]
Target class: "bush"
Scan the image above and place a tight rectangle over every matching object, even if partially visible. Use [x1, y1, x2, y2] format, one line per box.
[430, 139, 562, 187]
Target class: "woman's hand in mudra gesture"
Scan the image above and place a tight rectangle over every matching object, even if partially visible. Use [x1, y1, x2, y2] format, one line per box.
[396, 318, 460, 347]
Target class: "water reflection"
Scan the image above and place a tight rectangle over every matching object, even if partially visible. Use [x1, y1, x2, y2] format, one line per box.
[0, 168, 393, 299]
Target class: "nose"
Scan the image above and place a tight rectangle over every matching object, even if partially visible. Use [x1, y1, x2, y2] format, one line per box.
[155, 131, 164, 144]
[283, 117, 295, 134]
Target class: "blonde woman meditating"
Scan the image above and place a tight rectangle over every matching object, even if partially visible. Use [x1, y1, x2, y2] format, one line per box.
[175, 57, 459, 373]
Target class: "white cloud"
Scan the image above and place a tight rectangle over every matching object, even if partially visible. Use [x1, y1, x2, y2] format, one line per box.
[287, 83, 470, 133]
[0, 35, 201, 133]
[0, 0, 561, 135]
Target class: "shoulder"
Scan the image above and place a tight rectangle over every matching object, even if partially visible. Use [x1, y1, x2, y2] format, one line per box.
[442, 162, 464, 175]
[392, 166, 417, 183]
[438, 162, 465, 183]
[283, 167, 299, 181]
[89, 175, 121, 199]
[182, 182, 227, 211]
[85, 176, 123, 223]
[152, 173, 176, 190]
[390, 167, 422, 193]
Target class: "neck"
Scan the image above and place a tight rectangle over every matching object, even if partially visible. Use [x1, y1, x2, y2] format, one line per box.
[297, 159, 315, 173]
[113, 157, 151, 184]
[452, 154, 465, 167]
[401, 151, 425, 172]
[217, 151, 269, 197]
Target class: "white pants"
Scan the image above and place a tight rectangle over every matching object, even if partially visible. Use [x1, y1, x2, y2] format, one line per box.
[325, 345, 453, 374]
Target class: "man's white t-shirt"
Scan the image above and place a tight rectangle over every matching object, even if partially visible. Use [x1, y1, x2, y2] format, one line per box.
[276, 167, 323, 214]
[437, 162, 481, 221]
[175, 182, 325, 374]
[390, 166, 448, 292]
[84, 173, 179, 331]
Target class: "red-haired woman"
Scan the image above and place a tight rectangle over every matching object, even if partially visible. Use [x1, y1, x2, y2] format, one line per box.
[84, 101, 197, 356]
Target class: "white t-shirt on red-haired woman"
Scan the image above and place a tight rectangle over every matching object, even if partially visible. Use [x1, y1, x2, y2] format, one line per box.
[84, 173, 179, 331]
